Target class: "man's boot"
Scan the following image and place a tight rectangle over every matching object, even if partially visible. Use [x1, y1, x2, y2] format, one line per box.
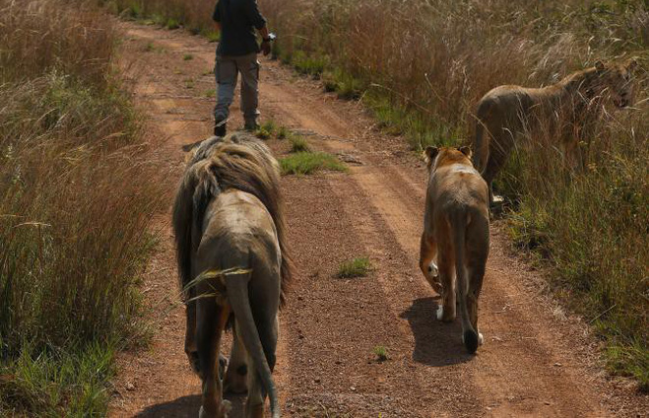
[214, 119, 227, 137]
[244, 119, 259, 132]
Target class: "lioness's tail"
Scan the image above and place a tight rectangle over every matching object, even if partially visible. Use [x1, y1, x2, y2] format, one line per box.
[450, 210, 479, 354]
[226, 267, 281, 418]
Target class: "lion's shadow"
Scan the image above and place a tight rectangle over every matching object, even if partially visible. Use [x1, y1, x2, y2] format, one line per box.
[134, 393, 246, 417]
[400, 297, 474, 367]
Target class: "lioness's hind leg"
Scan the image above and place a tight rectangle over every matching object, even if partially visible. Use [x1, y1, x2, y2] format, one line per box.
[419, 233, 441, 293]
[436, 252, 456, 322]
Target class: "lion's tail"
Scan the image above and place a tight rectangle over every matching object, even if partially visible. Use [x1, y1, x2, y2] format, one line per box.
[225, 261, 281, 418]
[450, 209, 479, 354]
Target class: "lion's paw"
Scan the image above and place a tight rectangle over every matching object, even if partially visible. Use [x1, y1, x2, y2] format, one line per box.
[436, 305, 444, 321]
[427, 262, 439, 278]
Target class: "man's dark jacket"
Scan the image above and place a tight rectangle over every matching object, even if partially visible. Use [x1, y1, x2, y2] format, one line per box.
[213, 0, 266, 56]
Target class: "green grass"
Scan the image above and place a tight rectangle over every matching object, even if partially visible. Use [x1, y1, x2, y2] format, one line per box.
[183, 53, 193, 61]
[255, 127, 272, 139]
[322, 68, 366, 100]
[288, 134, 310, 153]
[255, 120, 278, 140]
[337, 257, 372, 278]
[280, 152, 347, 175]
[203, 30, 220, 43]
[373, 345, 389, 362]
[277, 125, 289, 139]
[291, 50, 329, 77]
[165, 17, 180, 30]
[204, 88, 215, 98]
[0, 342, 117, 416]
[363, 92, 462, 150]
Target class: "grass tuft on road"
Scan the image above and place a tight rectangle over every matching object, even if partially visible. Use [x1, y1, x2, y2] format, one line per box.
[373, 345, 389, 362]
[280, 152, 347, 175]
[337, 257, 372, 278]
[288, 134, 310, 153]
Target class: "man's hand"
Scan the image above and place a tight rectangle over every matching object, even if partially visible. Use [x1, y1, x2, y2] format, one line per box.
[260, 39, 271, 56]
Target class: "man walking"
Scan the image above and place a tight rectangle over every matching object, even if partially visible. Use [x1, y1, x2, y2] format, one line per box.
[212, 0, 272, 137]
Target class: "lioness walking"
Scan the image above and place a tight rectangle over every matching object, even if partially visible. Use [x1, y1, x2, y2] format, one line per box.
[173, 133, 292, 418]
[473, 58, 638, 203]
[419, 146, 490, 354]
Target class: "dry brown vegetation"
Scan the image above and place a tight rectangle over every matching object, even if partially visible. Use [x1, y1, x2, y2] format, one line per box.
[0, 0, 165, 415]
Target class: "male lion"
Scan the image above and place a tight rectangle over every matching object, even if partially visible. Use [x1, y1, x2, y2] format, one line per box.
[419, 146, 489, 354]
[473, 57, 638, 203]
[173, 133, 293, 418]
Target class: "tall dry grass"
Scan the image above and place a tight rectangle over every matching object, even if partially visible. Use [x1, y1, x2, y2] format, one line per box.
[106, 0, 216, 34]
[264, 0, 647, 148]
[0, 0, 166, 414]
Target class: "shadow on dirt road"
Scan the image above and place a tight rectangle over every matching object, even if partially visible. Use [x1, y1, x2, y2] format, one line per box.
[135, 394, 247, 418]
[400, 297, 474, 367]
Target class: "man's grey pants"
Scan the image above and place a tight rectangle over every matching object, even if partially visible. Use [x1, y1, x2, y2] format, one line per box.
[214, 53, 260, 128]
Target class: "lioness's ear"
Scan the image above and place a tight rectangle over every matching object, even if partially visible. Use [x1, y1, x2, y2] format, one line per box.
[626, 56, 639, 72]
[458, 146, 472, 159]
[424, 146, 439, 163]
[595, 60, 606, 72]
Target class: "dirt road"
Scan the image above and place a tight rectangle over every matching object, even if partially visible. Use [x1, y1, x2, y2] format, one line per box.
[109, 22, 646, 417]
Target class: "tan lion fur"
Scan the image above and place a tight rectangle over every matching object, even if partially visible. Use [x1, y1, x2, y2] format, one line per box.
[473, 58, 638, 202]
[172, 132, 293, 418]
[173, 132, 293, 306]
[419, 146, 490, 354]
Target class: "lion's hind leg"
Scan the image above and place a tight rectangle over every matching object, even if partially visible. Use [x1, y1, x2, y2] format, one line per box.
[197, 294, 232, 418]
[184, 287, 201, 375]
[224, 325, 248, 394]
[466, 216, 489, 347]
[243, 312, 279, 418]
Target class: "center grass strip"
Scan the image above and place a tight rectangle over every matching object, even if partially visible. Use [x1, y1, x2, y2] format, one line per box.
[280, 152, 347, 175]
[337, 257, 372, 278]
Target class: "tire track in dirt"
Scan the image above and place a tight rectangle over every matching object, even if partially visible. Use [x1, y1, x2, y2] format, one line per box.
[110, 22, 647, 418]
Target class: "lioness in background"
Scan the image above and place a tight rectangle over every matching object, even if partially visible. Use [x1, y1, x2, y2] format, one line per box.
[419, 146, 490, 354]
[473, 58, 638, 203]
